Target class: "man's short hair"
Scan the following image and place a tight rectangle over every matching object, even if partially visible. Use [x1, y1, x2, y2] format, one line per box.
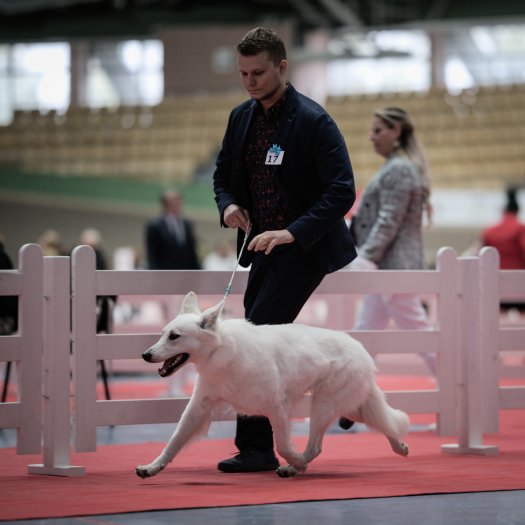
[237, 27, 286, 65]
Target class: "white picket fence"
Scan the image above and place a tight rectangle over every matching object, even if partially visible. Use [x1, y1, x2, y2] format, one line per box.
[0, 244, 524, 476]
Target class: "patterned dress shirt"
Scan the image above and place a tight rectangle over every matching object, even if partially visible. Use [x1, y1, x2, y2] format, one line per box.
[244, 91, 294, 232]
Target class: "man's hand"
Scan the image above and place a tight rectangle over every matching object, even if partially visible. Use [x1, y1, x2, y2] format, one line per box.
[350, 255, 377, 271]
[224, 204, 250, 232]
[248, 229, 295, 255]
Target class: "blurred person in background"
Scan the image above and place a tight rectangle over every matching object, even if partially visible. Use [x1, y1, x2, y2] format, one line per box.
[80, 227, 109, 272]
[481, 186, 525, 313]
[38, 228, 65, 256]
[78, 227, 114, 399]
[145, 190, 200, 270]
[1, 231, 18, 402]
[202, 240, 238, 271]
[213, 27, 356, 473]
[79, 227, 116, 338]
[340, 107, 436, 434]
[0, 231, 17, 336]
[481, 186, 525, 270]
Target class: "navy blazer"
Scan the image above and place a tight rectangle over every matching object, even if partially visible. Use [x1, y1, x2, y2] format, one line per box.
[213, 84, 357, 273]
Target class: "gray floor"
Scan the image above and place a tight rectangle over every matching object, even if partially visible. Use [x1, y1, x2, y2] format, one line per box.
[1, 490, 524, 524]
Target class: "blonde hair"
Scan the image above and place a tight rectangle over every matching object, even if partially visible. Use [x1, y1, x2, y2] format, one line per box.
[375, 106, 432, 223]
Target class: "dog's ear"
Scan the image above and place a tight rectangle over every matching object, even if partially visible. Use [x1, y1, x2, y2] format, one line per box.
[180, 291, 200, 315]
[200, 299, 224, 331]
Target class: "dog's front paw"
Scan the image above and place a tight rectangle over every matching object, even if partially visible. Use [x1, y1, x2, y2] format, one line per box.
[388, 437, 409, 457]
[390, 440, 409, 457]
[136, 463, 163, 479]
[397, 442, 409, 457]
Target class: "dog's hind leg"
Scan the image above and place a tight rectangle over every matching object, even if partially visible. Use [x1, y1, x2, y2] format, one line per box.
[357, 383, 410, 458]
[269, 410, 307, 478]
[136, 394, 213, 479]
[298, 397, 335, 470]
[275, 399, 334, 478]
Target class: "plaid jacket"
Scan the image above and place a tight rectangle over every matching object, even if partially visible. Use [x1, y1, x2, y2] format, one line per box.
[351, 156, 427, 270]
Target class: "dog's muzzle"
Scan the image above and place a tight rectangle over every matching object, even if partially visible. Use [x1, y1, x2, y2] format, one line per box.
[142, 350, 190, 377]
[142, 351, 154, 362]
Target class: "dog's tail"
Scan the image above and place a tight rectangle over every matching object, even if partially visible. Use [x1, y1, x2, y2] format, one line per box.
[360, 383, 410, 439]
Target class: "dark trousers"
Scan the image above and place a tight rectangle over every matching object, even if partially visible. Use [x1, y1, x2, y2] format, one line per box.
[234, 243, 325, 452]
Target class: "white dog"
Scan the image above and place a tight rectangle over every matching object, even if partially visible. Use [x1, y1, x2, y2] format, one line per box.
[136, 292, 409, 479]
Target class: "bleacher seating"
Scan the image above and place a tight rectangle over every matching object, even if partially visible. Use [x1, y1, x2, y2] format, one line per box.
[0, 85, 524, 188]
[0, 91, 245, 183]
[326, 84, 525, 189]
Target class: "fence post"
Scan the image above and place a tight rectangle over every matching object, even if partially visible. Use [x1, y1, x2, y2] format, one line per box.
[435, 247, 458, 436]
[479, 247, 500, 434]
[16, 244, 44, 454]
[27, 256, 85, 476]
[71, 245, 98, 452]
[442, 256, 498, 455]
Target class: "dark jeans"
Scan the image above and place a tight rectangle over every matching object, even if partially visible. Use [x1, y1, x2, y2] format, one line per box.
[234, 243, 325, 453]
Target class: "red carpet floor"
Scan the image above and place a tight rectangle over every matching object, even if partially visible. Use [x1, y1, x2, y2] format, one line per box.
[1, 410, 524, 521]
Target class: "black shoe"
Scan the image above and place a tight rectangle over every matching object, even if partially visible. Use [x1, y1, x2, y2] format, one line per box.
[217, 449, 279, 473]
[338, 417, 355, 430]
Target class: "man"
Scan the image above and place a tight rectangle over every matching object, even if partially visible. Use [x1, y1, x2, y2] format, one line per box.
[213, 27, 357, 473]
[145, 190, 200, 270]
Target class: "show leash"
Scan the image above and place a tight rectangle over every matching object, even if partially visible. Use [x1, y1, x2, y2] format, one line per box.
[222, 225, 251, 304]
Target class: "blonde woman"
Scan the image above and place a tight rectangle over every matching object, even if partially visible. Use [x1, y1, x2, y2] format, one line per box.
[351, 108, 435, 361]
[339, 107, 435, 431]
